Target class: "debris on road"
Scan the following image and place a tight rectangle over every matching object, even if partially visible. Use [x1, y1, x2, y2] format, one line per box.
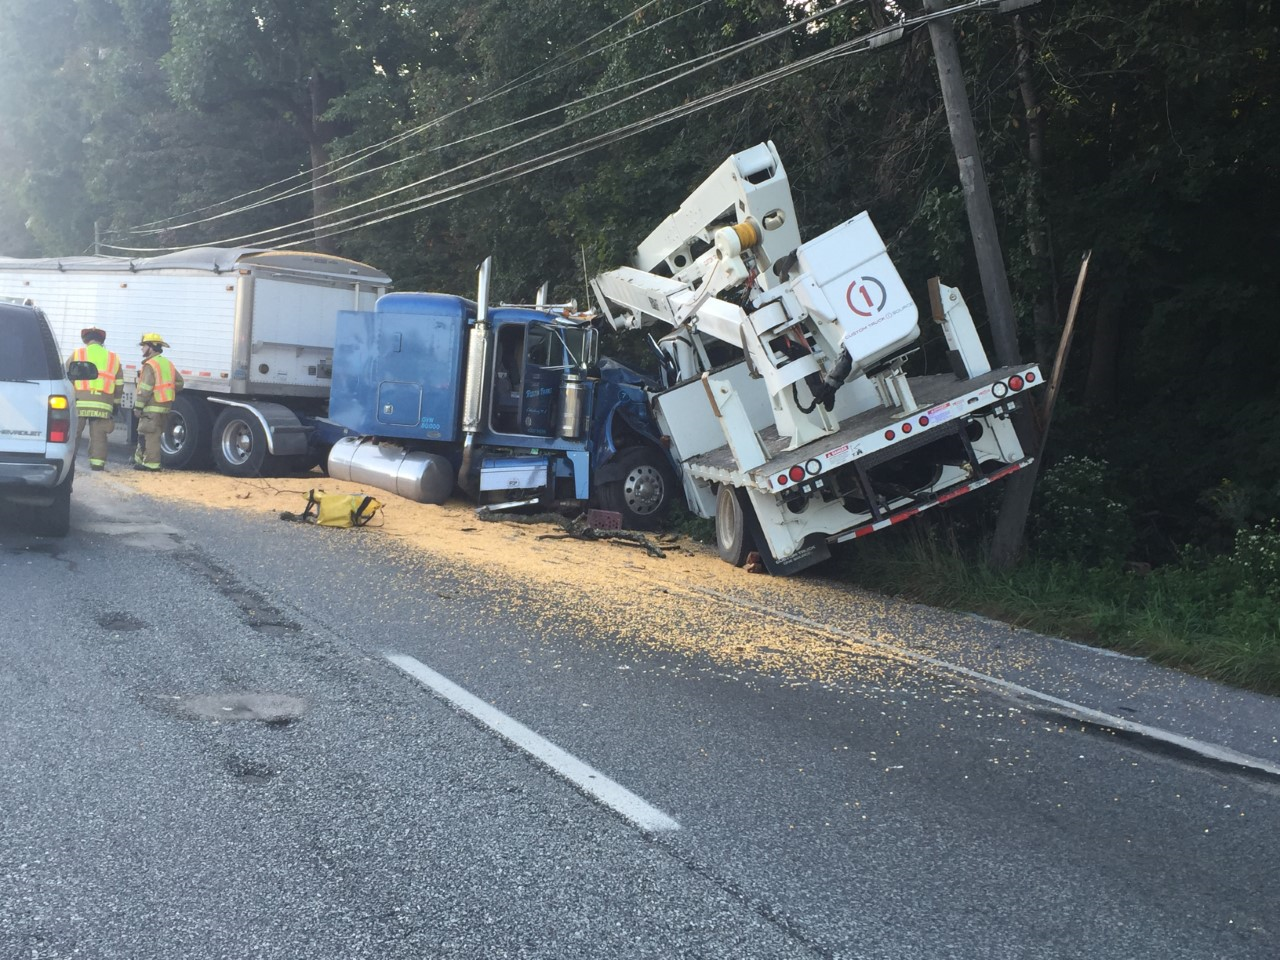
[477, 508, 668, 558]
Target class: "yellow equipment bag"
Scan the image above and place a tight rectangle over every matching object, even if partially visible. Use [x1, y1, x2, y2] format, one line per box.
[302, 489, 383, 528]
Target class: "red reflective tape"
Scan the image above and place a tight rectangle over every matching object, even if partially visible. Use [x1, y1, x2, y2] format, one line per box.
[841, 459, 1034, 542]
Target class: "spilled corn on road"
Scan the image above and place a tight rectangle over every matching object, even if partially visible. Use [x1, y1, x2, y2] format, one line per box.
[2, 463, 1276, 959]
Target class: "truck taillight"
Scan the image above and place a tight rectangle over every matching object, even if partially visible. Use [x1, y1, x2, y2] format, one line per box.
[48, 395, 71, 443]
[1009, 375, 1025, 391]
[1024, 371, 1036, 383]
[778, 459, 822, 488]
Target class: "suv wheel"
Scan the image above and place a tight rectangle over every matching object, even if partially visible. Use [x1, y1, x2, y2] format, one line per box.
[33, 474, 72, 538]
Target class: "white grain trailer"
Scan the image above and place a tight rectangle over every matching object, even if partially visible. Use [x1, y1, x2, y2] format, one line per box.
[0, 247, 390, 475]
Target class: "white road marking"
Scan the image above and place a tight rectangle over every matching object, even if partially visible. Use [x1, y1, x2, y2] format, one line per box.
[386, 653, 680, 833]
[688, 587, 1280, 779]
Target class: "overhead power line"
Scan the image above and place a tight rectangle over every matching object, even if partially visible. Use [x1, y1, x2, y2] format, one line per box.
[101, 0, 1027, 255]
[110, 0, 864, 252]
[125, 0, 715, 237]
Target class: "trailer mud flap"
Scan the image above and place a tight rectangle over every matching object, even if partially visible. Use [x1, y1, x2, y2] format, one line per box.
[738, 494, 831, 576]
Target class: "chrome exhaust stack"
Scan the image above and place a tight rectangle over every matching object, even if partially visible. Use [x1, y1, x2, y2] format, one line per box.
[457, 257, 493, 494]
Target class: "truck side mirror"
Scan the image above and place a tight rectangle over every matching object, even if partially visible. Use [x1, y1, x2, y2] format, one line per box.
[584, 327, 599, 369]
[67, 360, 98, 380]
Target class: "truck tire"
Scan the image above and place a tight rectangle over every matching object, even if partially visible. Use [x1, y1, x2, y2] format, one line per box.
[161, 394, 213, 470]
[212, 407, 269, 477]
[33, 475, 72, 538]
[597, 446, 675, 531]
[715, 485, 753, 567]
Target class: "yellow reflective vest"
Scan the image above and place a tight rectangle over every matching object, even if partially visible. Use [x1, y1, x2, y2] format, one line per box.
[137, 355, 182, 412]
[69, 343, 123, 418]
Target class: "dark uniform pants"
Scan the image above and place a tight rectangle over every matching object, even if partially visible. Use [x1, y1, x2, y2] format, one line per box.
[76, 413, 115, 468]
[135, 410, 168, 470]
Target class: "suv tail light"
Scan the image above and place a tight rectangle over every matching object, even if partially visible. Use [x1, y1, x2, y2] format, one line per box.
[48, 395, 71, 443]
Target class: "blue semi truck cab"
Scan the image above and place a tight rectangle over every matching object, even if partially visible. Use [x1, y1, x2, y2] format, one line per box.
[321, 288, 679, 529]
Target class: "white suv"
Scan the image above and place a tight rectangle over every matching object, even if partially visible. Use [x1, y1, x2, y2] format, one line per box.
[0, 301, 96, 537]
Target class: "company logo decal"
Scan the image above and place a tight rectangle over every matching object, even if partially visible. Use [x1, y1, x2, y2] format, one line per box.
[845, 276, 888, 318]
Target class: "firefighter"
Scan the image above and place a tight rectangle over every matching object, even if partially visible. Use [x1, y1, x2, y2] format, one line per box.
[133, 332, 184, 472]
[66, 326, 124, 471]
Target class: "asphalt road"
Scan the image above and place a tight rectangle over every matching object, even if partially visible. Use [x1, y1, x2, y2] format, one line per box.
[1, 465, 1277, 959]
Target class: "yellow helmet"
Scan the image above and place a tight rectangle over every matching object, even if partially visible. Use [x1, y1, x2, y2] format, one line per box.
[139, 332, 170, 348]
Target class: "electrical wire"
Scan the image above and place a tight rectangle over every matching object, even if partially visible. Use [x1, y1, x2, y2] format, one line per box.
[103, 0, 1018, 254]
[233, 27, 903, 250]
[110, 0, 867, 251]
[125, 2, 726, 240]
[118, 0, 856, 244]
[125, 0, 714, 236]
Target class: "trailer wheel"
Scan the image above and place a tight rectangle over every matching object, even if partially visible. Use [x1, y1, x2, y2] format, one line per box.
[161, 394, 213, 469]
[212, 407, 269, 477]
[598, 446, 674, 531]
[715, 485, 754, 567]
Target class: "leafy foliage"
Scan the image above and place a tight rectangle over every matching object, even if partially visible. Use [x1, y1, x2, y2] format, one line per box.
[1232, 521, 1280, 600]
[1032, 455, 1133, 566]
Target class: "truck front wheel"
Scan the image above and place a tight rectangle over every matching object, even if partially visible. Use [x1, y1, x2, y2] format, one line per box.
[212, 407, 269, 477]
[715, 485, 754, 566]
[162, 394, 213, 470]
[598, 446, 674, 531]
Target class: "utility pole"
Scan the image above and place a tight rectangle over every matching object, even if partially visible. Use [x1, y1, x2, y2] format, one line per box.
[925, 0, 1041, 569]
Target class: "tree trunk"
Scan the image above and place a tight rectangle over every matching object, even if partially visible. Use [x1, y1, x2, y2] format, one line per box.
[308, 69, 339, 255]
[985, 13, 1059, 571]
[1014, 15, 1058, 365]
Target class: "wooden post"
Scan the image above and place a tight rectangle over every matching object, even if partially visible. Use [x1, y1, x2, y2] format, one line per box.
[925, 0, 1038, 569]
[925, 0, 1018, 361]
[1039, 250, 1092, 455]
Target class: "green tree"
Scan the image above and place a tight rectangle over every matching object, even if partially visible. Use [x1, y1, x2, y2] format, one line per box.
[0, 0, 96, 253]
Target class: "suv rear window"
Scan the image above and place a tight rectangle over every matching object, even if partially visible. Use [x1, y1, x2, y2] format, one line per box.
[0, 304, 61, 381]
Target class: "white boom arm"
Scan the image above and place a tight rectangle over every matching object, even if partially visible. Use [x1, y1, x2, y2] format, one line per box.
[591, 141, 923, 450]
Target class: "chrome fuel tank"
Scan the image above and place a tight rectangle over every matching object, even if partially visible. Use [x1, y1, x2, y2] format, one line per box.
[327, 436, 454, 505]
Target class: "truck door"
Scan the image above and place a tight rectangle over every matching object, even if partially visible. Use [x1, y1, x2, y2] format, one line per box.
[490, 322, 525, 434]
[519, 323, 560, 437]
[488, 318, 596, 439]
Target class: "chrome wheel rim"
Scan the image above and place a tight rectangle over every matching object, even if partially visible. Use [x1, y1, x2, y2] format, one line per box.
[623, 464, 664, 515]
[219, 419, 253, 466]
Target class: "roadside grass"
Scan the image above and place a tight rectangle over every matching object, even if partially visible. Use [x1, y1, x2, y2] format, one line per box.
[825, 529, 1280, 697]
[658, 500, 1280, 695]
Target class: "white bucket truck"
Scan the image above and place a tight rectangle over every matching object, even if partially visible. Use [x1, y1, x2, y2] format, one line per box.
[592, 142, 1042, 574]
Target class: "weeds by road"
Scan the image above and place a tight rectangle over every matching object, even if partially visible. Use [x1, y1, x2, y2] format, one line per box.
[825, 530, 1280, 698]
